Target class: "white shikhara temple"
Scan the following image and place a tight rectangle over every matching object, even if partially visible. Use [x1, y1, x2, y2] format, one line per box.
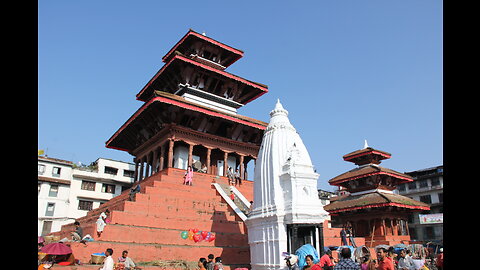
[245, 100, 329, 270]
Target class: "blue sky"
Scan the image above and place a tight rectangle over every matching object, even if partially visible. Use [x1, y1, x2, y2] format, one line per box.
[38, 1, 442, 191]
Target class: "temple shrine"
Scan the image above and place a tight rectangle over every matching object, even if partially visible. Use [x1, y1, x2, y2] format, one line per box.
[323, 142, 430, 246]
[106, 29, 269, 181]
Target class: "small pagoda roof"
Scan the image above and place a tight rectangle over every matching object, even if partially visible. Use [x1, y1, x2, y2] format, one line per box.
[343, 147, 392, 165]
[106, 91, 267, 152]
[162, 29, 244, 68]
[328, 164, 413, 186]
[136, 54, 268, 104]
[324, 191, 430, 214]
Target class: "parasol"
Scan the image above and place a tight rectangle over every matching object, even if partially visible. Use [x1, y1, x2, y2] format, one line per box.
[40, 242, 73, 255]
[38, 236, 45, 244]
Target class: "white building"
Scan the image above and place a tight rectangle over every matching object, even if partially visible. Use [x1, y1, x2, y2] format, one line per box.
[394, 165, 443, 243]
[38, 156, 74, 236]
[245, 100, 329, 270]
[38, 156, 135, 236]
[69, 158, 135, 218]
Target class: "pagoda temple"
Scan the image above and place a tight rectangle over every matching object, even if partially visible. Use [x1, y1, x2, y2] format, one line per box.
[324, 143, 430, 246]
[106, 29, 269, 181]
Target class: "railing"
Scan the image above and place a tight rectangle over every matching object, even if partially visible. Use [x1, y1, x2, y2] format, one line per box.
[211, 182, 250, 221]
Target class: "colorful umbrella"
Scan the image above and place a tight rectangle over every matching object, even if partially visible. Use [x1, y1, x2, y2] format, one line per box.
[40, 242, 72, 255]
[38, 236, 45, 244]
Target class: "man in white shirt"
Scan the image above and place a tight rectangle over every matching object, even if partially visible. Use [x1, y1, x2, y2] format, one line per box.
[397, 249, 415, 270]
[119, 250, 136, 270]
[99, 248, 114, 270]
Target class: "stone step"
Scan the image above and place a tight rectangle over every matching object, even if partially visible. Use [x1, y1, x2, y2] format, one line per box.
[65, 240, 250, 265]
[91, 223, 248, 246]
[109, 210, 247, 234]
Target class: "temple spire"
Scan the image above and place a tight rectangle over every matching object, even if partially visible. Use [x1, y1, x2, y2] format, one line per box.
[364, 139, 369, 149]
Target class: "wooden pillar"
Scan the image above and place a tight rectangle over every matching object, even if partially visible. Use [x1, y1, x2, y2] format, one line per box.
[381, 218, 386, 236]
[206, 148, 211, 174]
[223, 151, 228, 176]
[239, 155, 245, 180]
[134, 159, 139, 182]
[188, 143, 193, 167]
[159, 145, 165, 171]
[139, 157, 144, 181]
[152, 147, 158, 174]
[145, 153, 151, 178]
[392, 219, 397, 236]
[168, 139, 174, 168]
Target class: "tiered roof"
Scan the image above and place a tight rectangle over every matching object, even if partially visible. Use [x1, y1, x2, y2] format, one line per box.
[106, 91, 267, 152]
[136, 29, 268, 104]
[324, 144, 429, 214]
[106, 30, 269, 154]
[328, 164, 413, 186]
[324, 191, 430, 214]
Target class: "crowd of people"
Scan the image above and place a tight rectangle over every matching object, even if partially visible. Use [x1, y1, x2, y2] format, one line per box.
[285, 246, 443, 270]
[197, 254, 225, 270]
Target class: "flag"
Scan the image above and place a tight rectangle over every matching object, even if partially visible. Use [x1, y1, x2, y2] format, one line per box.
[38, 149, 45, 156]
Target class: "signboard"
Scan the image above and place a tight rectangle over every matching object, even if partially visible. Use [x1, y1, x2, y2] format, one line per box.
[419, 213, 443, 224]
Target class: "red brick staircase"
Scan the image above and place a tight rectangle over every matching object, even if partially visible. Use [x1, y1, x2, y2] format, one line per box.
[48, 168, 254, 269]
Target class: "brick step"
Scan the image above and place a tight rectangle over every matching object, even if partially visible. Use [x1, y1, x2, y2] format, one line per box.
[128, 195, 231, 212]
[93, 224, 248, 246]
[66, 240, 250, 265]
[323, 236, 366, 247]
[109, 211, 246, 234]
[121, 202, 241, 222]
[124, 196, 232, 213]
[142, 185, 221, 200]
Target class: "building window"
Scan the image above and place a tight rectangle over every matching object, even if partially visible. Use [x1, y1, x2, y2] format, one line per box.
[102, 183, 116, 194]
[123, 169, 135, 178]
[438, 193, 443, 203]
[52, 167, 61, 177]
[419, 179, 428, 188]
[408, 182, 416, 190]
[48, 185, 59, 197]
[104, 166, 118, 175]
[419, 195, 432, 204]
[38, 164, 46, 175]
[397, 184, 406, 192]
[81, 180, 96, 191]
[424, 226, 435, 239]
[431, 177, 440, 186]
[45, 203, 55, 216]
[78, 200, 93, 211]
[41, 221, 53, 236]
[409, 227, 417, 240]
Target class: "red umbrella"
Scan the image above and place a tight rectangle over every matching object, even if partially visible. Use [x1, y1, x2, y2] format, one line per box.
[40, 242, 72, 255]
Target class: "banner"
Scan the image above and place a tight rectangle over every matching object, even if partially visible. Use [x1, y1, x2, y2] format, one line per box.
[419, 213, 443, 224]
